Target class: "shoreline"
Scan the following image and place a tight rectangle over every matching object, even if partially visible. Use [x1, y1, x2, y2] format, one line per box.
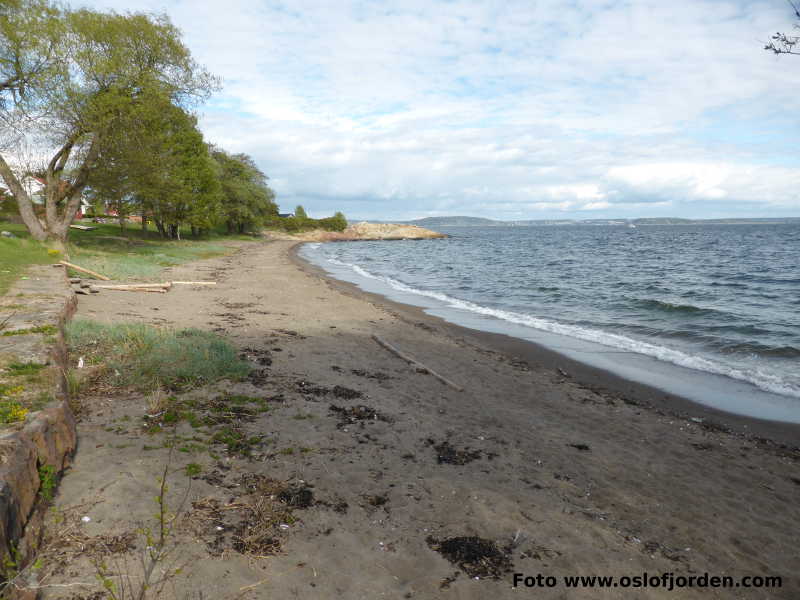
[290, 242, 800, 448]
[37, 239, 800, 599]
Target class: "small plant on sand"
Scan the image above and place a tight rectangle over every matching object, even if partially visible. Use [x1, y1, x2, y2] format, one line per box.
[94, 452, 191, 599]
[184, 463, 202, 477]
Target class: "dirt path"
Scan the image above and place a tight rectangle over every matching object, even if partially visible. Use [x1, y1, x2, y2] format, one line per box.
[37, 240, 799, 599]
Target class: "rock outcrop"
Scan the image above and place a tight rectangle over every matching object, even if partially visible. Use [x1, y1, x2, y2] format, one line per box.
[264, 222, 447, 242]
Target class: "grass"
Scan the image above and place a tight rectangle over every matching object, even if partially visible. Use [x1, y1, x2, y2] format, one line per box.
[66, 319, 250, 393]
[66, 222, 248, 281]
[0, 224, 56, 295]
[0, 219, 251, 288]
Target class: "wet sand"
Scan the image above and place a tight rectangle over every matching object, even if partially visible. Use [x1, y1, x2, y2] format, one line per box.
[39, 239, 799, 599]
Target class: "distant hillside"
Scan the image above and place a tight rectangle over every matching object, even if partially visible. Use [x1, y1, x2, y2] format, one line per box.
[398, 216, 800, 227]
[408, 216, 499, 227]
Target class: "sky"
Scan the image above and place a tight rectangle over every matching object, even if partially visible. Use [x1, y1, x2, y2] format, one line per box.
[75, 0, 800, 221]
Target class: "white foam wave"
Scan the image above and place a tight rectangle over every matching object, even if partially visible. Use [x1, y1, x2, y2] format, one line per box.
[325, 257, 800, 400]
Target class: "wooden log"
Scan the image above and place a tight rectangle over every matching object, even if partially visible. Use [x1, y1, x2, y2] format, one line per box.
[371, 334, 464, 392]
[92, 283, 172, 290]
[58, 261, 110, 281]
[89, 286, 166, 293]
[170, 281, 217, 286]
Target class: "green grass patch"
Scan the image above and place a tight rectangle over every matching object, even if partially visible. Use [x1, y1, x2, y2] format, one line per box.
[1, 324, 58, 337]
[66, 319, 250, 392]
[66, 222, 244, 281]
[185, 463, 202, 477]
[0, 226, 55, 295]
[6, 362, 47, 376]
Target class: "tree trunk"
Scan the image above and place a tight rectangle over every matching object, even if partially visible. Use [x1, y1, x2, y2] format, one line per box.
[190, 225, 198, 237]
[155, 220, 167, 238]
[141, 216, 148, 232]
[0, 154, 47, 241]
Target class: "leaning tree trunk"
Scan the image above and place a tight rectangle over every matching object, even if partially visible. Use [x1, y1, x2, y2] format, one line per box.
[0, 135, 98, 254]
[0, 154, 47, 241]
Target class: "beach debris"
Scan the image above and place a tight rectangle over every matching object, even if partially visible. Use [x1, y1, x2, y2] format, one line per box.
[351, 368, 392, 380]
[690, 417, 704, 423]
[371, 334, 464, 391]
[277, 486, 315, 508]
[557, 368, 571, 378]
[1, 230, 15, 238]
[172, 281, 217, 286]
[329, 404, 389, 427]
[692, 442, 714, 451]
[93, 283, 172, 291]
[58, 260, 110, 280]
[332, 385, 363, 399]
[428, 439, 482, 465]
[426, 536, 513, 579]
[568, 443, 591, 451]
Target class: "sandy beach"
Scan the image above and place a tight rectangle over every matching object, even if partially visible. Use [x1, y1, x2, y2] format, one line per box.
[38, 239, 799, 599]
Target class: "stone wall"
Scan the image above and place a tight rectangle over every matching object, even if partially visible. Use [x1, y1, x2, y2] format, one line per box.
[0, 265, 77, 584]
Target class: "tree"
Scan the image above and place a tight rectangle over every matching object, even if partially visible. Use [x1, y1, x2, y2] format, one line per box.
[765, 1, 800, 55]
[88, 90, 221, 239]
[211, 148, 277, 234]
[0, 4, 216, 250]
[0, 0, 62, 109]
[294, 205, 308, 219]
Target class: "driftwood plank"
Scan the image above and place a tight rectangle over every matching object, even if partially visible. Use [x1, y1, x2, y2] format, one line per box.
[58, 261, 110, 281]
[371, 334, 463, 392]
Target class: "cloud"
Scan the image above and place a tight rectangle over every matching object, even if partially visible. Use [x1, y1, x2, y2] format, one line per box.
[74, 0, 800, 219]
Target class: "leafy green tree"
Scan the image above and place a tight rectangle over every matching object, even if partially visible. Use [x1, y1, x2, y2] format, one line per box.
[211, 148, 277, 234]
[294, 205, 308, 220]
[0, 4, 216, 249]
[0, 0, 63, 106]
[88, 91, 221, 239]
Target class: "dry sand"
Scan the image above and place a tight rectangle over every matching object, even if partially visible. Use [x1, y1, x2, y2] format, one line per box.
[36, 240, 799, 599]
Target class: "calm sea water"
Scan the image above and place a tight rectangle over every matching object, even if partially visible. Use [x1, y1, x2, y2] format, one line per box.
[300, 224, 800, 418]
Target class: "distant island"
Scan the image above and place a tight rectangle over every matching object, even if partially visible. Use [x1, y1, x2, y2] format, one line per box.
[387, 216, 800, 227]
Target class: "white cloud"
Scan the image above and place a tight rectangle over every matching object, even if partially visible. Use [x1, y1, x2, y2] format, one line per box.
[74, 0, 800, 219]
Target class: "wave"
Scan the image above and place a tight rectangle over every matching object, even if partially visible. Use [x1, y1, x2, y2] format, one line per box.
[630, 298, 726, 316]
[324, 257, 800, 400]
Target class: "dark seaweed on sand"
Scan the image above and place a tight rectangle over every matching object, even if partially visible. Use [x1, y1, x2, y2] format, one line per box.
[429, 439, 482, 465]
[426, 536, 513, 579]
[329, 404, 389, 426]
[277, 486, 315, 508]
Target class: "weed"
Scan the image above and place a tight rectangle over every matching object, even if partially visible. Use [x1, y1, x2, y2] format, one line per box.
[185, 463, 202, 477]
[38, 464, 57, 502]
[93, 452, 192, 599]
[279, 447, 295, 455]
[6, 362, 46, 376]
[210, 426, 262, 457]
[64, 368, 81, 399]
[0, 384, 28, 424]
[1, 324, 58, 337]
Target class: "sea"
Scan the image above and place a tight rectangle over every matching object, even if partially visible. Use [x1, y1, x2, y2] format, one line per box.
[299, 224, 800, 423]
